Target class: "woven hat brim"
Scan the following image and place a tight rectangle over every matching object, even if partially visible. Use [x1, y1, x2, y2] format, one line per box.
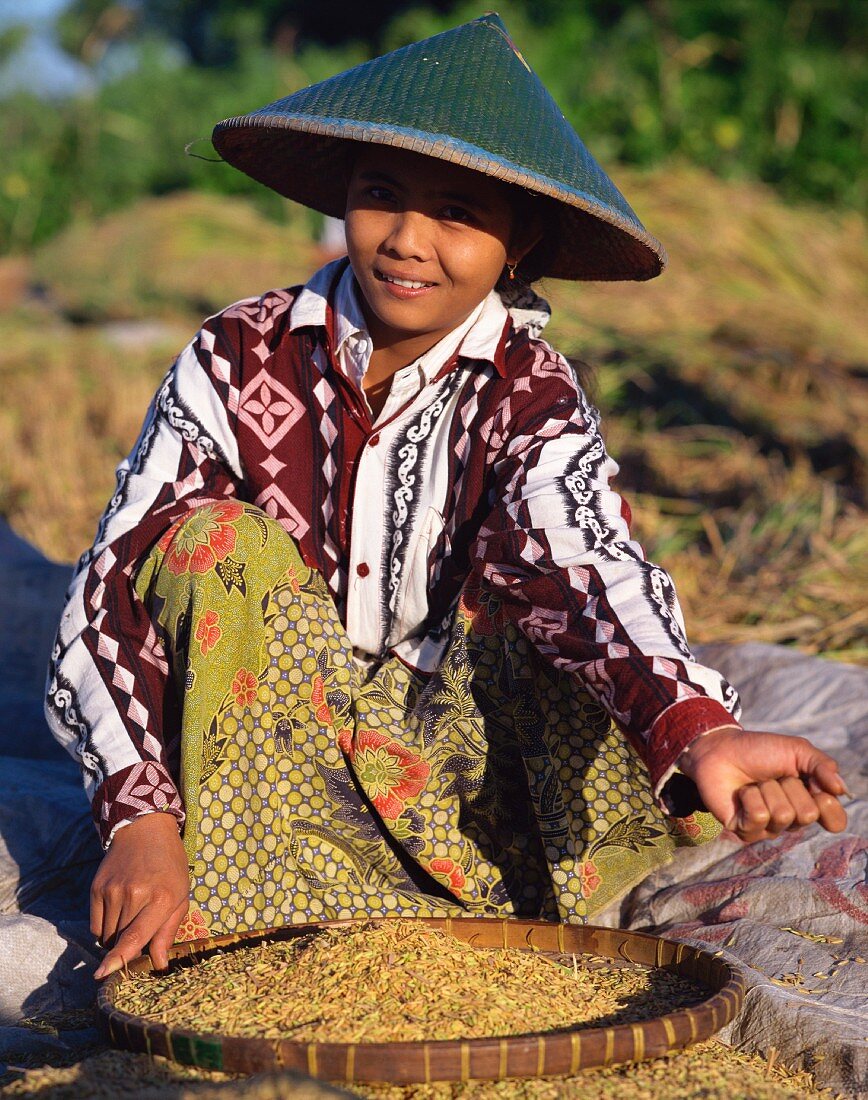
[212, 116, 667, 282]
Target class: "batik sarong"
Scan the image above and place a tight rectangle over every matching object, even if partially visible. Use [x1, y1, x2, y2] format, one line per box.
[133, 501, 719, 941]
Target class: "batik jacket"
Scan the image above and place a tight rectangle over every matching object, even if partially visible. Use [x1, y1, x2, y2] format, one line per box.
[46, 259, 741, 848]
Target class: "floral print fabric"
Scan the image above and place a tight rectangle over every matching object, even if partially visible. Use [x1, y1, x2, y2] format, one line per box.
[46, 261, 740, 848]
[137, 503, 720, 938]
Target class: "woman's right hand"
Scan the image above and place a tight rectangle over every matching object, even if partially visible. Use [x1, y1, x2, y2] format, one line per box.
[678, 726, 848, 843]
[91, 811, 190, 978]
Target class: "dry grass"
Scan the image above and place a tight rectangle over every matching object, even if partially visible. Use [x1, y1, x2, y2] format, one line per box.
[0, 1011, 836, 1099]
[30, 191, 317, 323]
[543, 163, 868, 363]
[0, 192, 320, 558]
[1, 169, 865, 661]
[0, 1043, 835, 1099]
[0, 310, 174, 556]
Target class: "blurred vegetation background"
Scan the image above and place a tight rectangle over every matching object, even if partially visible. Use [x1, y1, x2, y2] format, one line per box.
[0, 0, 866, 659]
[1, 0, 865, 252]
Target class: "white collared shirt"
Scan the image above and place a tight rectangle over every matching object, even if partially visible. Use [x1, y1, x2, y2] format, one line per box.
[47, 258, 741, 845]
[304, 263, 503, 654]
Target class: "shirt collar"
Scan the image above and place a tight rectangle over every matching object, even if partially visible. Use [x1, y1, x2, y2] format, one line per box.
[287, 257, 344, 334]
[288, 257, 551, 378]
[332, 263, 368, 356]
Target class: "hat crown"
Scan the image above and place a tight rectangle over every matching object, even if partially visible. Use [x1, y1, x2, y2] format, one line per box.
[248, 13, 639, 234]
[213, 13, 667, 280]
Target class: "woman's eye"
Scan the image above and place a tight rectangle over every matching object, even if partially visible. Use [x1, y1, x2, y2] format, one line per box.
[441, 205, 476, 224]
[368, 186, 395, 202]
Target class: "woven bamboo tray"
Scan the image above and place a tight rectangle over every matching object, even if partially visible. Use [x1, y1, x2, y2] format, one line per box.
[98, 917, 746, 1085]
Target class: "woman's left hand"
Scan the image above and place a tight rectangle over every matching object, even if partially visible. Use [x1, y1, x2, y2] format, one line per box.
[677, 726, 849, 843]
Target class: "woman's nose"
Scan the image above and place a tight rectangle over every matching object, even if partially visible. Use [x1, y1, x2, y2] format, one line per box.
[383, 210, 431, 260]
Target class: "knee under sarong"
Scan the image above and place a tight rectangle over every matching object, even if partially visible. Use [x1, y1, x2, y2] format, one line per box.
[134, 501, 719, 941]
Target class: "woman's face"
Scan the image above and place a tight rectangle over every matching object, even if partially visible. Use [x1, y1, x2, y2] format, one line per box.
[345, 145, 531, 352]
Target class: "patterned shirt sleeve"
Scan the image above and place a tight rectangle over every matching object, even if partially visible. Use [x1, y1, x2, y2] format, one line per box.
[45, 320, 244, 848]
[469, 342, 742, 812]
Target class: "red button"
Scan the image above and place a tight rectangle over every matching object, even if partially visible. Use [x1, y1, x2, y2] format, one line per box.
[356, 562, 370, 577]
[369, 434, 380, 447]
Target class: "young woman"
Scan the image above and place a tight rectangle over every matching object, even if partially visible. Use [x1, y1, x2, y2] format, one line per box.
[45, 14, 847, 981]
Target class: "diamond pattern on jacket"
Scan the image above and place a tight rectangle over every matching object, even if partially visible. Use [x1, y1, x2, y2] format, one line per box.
[238, 369, 304, 448]
[254, 482, 311, 538]
[108, 760, 184, 821]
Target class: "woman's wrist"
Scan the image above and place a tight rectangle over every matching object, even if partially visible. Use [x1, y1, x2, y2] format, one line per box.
[677, 724, 743, 780]
[109, 810, 183, 848]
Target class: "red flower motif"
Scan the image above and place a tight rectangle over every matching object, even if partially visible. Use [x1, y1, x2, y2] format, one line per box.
[174, 907, 210, 943]
[459, 584, 507, 637]
[286, 564, 301, 594]
[578, 859, 602, 898]
[194, 609, 222, 655]
[673, 814, 702, 838]
[338, 728, 430, 820]
[428, 857, 466, 896]
[231, 667, 258, 707]
[159, 501, 244, 576]
[310, 674, 333, 726]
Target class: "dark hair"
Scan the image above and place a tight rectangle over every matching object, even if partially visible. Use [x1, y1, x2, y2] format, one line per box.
[497, 188, 560, 289]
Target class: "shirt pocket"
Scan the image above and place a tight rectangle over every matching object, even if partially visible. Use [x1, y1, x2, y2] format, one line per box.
[387, 507, 450, 647]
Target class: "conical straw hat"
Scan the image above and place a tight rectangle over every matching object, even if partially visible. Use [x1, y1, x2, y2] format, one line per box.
[212, 13, 666, 282]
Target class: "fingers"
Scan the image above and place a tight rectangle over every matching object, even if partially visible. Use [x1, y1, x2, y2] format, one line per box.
[795, 749, 853, 808]
[92, 875, 190, 979]
[148, 900, 190, 972]
[89, 890, 104, 944]
[779, 776, 820, 826]
[686, 729, 850, 844]
[805, 761, 849, 833]
[90, 875, 146, 957]
[814, 793, 848, 833]
[90, 872, 124, 948]
[727, 783, 773, 843]
[811, 760, 851, 798]
[95, 907, 158, 980]
[729, 775, 848, 844]
[94, 888, 187, 980]
[89, 813, 191, 978]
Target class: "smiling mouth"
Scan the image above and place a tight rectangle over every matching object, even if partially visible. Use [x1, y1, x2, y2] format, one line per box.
[375, 271, 436, 290]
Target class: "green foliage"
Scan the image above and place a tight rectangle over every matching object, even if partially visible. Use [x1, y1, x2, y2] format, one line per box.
[386, 0, 867, 210]
[137, 0, 285, 66]
[55, 0, 453, 65]
[1, 0, 864, 253]
[0, 24, 30, 66]
[56, 0, 123, 60]
[0, 44, 306, 252]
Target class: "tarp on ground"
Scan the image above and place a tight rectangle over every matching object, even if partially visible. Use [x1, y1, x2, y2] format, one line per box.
[1, 521, 865, 1096]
